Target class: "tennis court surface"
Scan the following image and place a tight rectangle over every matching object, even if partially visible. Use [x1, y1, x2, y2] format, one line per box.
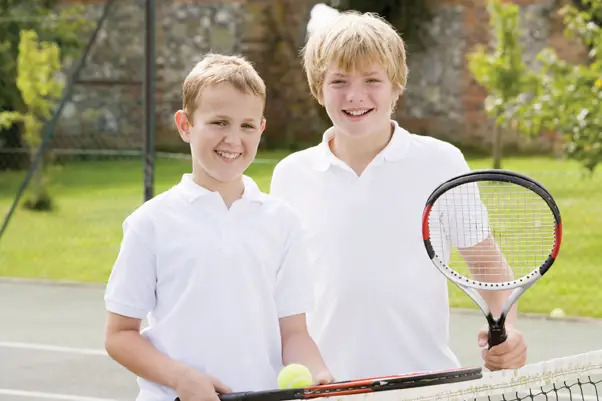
[0, 280, 600, 401]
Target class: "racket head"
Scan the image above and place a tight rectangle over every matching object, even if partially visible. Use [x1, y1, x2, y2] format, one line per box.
[422, 170, 562, 290]
[212, 366, 482, 401]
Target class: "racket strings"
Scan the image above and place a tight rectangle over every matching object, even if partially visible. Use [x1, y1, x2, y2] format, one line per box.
[428, 181, 557, 284]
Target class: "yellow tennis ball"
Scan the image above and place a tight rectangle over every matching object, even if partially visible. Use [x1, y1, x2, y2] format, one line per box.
[277, 364, 313, 389]
[550, 308, 566, 318]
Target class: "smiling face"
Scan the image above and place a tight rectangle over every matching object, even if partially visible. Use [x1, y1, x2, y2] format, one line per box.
[321, 63, 400, 139]
[175, 82, 265, 190]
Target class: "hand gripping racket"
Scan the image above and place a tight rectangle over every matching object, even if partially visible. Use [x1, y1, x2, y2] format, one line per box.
[174, 366, 482, 401]
[422, 170, 562, 347]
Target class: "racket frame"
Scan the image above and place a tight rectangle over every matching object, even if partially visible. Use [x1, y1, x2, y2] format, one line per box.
[421, 170, 562, 346]
[180, 366, 483, 401]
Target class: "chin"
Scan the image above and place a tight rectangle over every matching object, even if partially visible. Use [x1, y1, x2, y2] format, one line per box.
[212, 172, 244, 183]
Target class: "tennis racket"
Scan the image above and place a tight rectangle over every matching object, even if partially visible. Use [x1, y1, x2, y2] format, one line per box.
[174, 366, 482, 401]
[422, 170, 562, 347]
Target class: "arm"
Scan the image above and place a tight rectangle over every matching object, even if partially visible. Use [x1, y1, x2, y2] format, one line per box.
[458, 237, 526, 370]
[458, 236, 517, 325]
[279, 314, 334, 384]
[105, 313, 230, 401]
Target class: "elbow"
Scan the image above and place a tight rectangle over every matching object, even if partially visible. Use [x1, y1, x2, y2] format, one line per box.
[104, 331, 118, 359]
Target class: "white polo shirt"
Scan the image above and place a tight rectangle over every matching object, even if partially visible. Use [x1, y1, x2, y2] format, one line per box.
[270, 121, 470, 380]
[105, 174, 313, 401]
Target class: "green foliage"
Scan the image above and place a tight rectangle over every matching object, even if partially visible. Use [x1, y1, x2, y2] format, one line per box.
[0, 30, 64, 210]
[0, 0, 90, 111]
[513, 0, 602, 172]
[467, 0, 530, 168]
[16, 30, 63, 146]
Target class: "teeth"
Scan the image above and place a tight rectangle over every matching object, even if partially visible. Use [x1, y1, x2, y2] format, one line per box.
[216, 150, 240, 159]
[345, 109, 370, 116]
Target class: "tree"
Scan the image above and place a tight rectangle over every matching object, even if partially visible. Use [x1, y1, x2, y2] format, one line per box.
[0, 0, 90, 169]
[467, 0, 530, 169]
[0, 30, 64, 210]
[513, 0, 602, 172]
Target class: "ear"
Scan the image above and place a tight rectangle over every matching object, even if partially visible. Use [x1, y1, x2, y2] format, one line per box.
[260, 118, 267, 134]
[174, 110, 192, 143]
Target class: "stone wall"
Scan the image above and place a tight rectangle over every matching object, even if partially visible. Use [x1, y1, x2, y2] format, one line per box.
[55, 0, 245, 152]
[53, 0, 585, 153]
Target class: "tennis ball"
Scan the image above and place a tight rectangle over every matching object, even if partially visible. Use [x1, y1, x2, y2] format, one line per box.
[277, 364, 313, 389]
[550, 308, 566, 318]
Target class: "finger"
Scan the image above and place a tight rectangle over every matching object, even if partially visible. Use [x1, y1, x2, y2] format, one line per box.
[484, 346, 527, 370]
[487, 340, 515, 355]
[477, 328, 488, 347]
[489, 331, 525, 356]
[211, 377, 232, 394]
[486, 343, 526, 364]
[485, 352, 526, 370]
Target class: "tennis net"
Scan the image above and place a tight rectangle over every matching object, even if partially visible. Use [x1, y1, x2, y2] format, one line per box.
[360, 350, 602, 401]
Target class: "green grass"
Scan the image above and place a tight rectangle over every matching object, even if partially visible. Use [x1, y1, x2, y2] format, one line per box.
[1, 153, 600, 318]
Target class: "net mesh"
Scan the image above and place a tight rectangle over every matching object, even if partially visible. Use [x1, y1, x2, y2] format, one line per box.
[361, 350, 602, 401]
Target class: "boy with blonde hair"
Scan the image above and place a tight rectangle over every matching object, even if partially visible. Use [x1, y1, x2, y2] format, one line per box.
[271, 12, 527, 379]
[105, 53, 332, 401]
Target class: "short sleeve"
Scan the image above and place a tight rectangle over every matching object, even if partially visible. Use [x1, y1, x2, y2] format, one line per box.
[270, 159, 295, 202]
[428, 145, 488, 252]
[273, 212, 313, 318]
[437, 184, 491, 249]
[104, 215, 157, 319]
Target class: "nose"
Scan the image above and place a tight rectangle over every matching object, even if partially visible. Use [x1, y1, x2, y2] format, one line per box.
[222, 128, 242, 146]
[346, 83, 365, 103]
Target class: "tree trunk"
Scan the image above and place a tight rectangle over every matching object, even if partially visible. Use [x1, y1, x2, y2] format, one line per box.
[25, 148, 52, 211]
[492, 120, 502, 169]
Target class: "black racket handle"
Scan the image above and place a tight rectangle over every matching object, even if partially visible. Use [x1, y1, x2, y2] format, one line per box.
[488, 324, 507, 348]
[175, 389, 299, 401]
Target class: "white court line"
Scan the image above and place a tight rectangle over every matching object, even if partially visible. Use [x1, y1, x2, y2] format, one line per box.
[0, 341, 107, 356]
[0, 388, 119, 401]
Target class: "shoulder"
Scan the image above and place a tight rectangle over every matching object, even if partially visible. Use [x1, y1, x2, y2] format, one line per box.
[259, 193, 302, 226]
[273, 145, 323, 176]
[123, 186, 179, 232]
[407, 133, 465, 161]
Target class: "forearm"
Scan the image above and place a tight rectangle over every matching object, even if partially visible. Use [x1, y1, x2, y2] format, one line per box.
[105, 329, 188, 389]
[282, 332, 329, 376]
[461, 237, 518, 325]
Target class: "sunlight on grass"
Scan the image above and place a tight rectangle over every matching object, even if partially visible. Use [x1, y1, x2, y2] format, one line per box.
[1, 153, 600, 317]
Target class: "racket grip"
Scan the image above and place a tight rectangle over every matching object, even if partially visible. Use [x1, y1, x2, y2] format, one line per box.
[488, 324, 507, 348]
[175, 392, 263, 401]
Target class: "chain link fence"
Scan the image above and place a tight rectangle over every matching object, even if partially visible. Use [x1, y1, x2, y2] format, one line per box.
[1, 1, 601, 319]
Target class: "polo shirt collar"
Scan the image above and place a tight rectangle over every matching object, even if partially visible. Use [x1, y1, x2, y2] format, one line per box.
[312, 120, 411, 171]
[177, 174, 267, 204]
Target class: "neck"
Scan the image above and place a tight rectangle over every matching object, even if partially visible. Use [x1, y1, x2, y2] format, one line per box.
[191, 171, 244, 208]
[330, 121, 393, 175]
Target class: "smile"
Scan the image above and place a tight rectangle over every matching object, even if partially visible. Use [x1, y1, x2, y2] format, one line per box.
[215, 150, 242, 160]
[343, 108, 374, 117]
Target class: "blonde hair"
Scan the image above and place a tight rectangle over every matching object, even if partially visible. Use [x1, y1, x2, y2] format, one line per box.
[303, 11, 408, 102]
[182, 53, 266, 121]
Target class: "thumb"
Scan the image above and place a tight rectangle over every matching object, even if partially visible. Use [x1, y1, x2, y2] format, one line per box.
[477, 327, 488, 347]
[211, 377, 232, 394]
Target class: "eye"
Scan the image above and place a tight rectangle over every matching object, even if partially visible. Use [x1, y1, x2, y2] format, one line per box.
[211, 120, 228, 127]
[330, 79, 346, 85]
[242, 123, 256, 130]
[366, 78, 381, 83]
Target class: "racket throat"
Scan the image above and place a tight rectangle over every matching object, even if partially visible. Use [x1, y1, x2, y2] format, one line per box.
[486, 313, 508, 348]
